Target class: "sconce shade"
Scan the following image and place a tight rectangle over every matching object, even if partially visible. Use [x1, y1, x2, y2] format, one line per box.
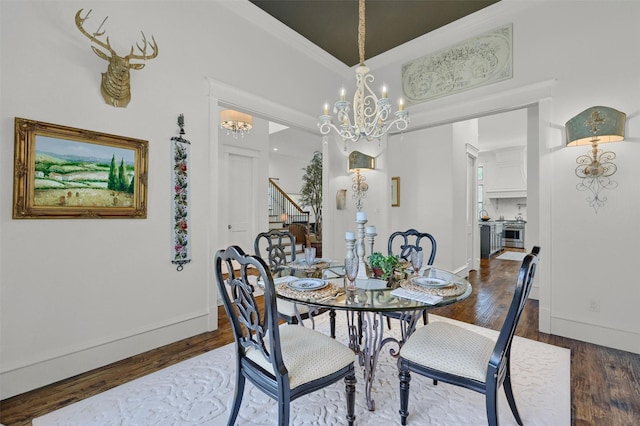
[348, 150, 375, 172]
[566, 106, 626, 147]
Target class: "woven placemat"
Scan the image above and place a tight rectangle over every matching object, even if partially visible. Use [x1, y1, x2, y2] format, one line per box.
[276, 281, 341, 300]
[399, 279, 466, 297]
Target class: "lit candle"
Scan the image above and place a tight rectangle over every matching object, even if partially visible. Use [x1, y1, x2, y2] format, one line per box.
[382, 85, 388, 98]
[398, 98, 405, 111]
[366, 225, 377, 234]
[323, 103, 329, 116]
[345, 231, 355, 240]
[356, 211, 367, 221]
[340, 87, 346, 101]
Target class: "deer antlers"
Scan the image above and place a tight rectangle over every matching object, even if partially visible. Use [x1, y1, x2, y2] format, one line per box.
[75, 9, 158, 107]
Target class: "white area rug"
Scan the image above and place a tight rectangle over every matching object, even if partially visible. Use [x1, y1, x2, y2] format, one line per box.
[496, 251, 528, 262]
[33, 314, 570, 426]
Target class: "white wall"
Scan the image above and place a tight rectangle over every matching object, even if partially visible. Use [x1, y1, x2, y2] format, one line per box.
[387, 125, 455, 269]
[0, 0, 338, 398]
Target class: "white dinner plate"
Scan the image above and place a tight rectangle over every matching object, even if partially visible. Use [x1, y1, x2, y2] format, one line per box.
[411, 277, 451, 288]
[287, 278, 328, 291]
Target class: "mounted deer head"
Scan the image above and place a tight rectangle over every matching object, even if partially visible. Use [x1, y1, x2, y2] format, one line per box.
[75, 9, 158, 108]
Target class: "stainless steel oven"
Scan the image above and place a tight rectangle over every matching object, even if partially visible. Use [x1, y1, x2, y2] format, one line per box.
[503, 222, 525, 248]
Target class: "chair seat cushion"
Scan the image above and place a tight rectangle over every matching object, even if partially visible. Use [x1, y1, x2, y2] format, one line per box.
[277, 299, 310, 316]
[246, 324, 355, 389]
[400, 321, 495, 383]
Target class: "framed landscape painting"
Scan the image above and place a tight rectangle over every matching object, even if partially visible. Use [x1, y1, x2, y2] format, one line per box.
[13, 117, 148, 219]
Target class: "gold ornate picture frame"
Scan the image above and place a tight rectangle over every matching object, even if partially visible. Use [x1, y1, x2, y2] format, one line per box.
[391, 176, 400, 207]
[13, 117, 148, 219]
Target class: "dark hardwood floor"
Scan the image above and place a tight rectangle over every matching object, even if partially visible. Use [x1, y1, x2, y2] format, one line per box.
[2, 250, 639, 425]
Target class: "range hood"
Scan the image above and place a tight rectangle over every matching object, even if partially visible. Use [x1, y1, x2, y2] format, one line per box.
[486, 189, 527, 198]
[484, 147, 526, 198]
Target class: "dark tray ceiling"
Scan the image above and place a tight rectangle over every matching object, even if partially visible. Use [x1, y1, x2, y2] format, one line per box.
[250, 0, 500, 67]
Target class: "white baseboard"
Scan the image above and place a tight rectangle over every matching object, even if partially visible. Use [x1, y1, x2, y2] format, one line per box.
[551, 316, 640, 355]
[0, 314, 210, 399]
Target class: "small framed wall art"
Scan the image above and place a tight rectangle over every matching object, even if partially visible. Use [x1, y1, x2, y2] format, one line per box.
[13, 117, 148, 219]
[391, 176, 400, 207]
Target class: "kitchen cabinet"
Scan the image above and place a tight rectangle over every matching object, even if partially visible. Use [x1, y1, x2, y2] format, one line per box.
[484, 147, 527, 198]
[480, 222, 504, 258]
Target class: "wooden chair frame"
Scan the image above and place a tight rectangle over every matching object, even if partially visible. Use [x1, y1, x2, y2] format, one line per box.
[386, 229, 437, 327]
[398, 246, 541, 426]
[215, 245, 356, 425]
[254, 229, 336, 338]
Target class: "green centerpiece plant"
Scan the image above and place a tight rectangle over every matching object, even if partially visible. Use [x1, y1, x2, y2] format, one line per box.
[367, 252, 403, 280]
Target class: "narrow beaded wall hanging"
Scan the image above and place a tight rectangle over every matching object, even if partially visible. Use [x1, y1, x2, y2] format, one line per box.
[171, 114, 191, 271]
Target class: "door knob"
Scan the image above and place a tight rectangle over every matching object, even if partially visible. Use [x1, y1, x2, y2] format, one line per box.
[228, 224, 232, 229]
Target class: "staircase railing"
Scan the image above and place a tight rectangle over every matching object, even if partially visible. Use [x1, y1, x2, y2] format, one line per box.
[268, 178, 309, 226]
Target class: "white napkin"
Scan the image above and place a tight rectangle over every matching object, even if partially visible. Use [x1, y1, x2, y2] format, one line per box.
[390, 288, 443, 305]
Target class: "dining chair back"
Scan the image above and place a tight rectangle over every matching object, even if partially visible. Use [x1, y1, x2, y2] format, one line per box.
[397, 246, 541, 426]
[215, 245, 356, 426]
[387, 228, 437, 265]
[254, 229, 296, 272]
[254, 229, 336, 337]
[386, 229, 437, 327]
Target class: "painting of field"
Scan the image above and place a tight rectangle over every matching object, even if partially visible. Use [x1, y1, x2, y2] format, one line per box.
[34, 136, 136, 208]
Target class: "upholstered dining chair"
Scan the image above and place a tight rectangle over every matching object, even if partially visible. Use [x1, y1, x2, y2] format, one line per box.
[386, 229, 437, 328]
[215, 245, 357, 426]
[254, 229, 298, 272]
[397, 246, 541, 426]
[254, 229, 336, 338]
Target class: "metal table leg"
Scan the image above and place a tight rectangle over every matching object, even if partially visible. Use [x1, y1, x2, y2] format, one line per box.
[346, 309, 421, 411]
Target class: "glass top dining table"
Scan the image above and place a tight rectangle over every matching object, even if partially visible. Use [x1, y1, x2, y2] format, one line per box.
[276, 267, 471, 312]
[272, 265, 472, 411]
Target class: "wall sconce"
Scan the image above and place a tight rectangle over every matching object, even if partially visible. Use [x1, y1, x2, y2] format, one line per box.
[220, 109, 253, 138]
[566, 106, 626, 212]
[348, 150, 375, 212]
[336, 189, 347, 210]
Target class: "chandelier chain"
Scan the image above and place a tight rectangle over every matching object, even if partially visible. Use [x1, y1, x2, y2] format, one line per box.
[358, 0, 365, 65]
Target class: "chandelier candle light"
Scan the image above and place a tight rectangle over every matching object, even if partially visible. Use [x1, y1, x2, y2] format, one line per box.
[318, 0, 408, 150]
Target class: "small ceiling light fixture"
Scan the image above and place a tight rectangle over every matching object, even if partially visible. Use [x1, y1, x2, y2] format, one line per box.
[566, 106, 626, 212]
[348, 150, 375, 212]
[220, 109, 253, 138]
[318, 0, 408, 150]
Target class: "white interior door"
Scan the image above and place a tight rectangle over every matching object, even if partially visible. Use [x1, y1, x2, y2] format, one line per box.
[226, 151, 255, 252]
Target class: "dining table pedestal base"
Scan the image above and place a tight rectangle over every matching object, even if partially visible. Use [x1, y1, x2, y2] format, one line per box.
[345, 307, 421, 411]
